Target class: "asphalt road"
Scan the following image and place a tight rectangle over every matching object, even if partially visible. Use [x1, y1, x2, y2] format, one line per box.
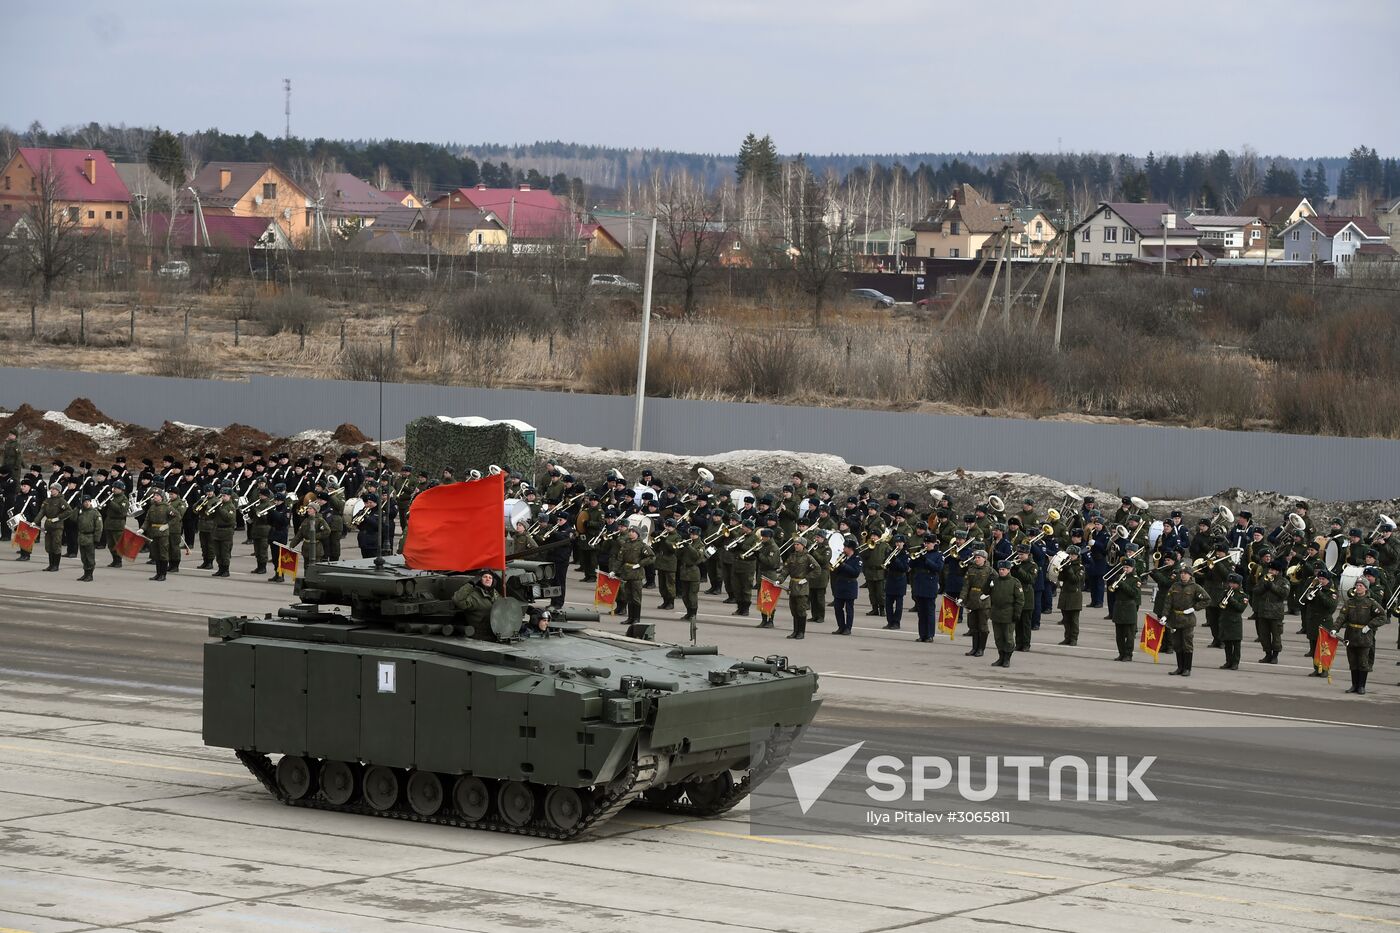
[1, 552, 1398, 932]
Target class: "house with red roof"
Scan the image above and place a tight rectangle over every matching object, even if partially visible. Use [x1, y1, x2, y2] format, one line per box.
[0, 148, 131, 233]
[147, 213, 291, 251]
[187, 162, 313, 241]
[429, 184, 621, 256]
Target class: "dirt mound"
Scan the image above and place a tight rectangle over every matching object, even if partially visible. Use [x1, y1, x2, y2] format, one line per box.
[62, 398, 116, 426]
[221, 423, 277, 455]
[332, 423, 370, 446]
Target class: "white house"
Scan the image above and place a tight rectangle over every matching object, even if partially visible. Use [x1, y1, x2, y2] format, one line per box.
[1073, 202, 1202, 265]
[1184, 214, 1269, 259]
[1277, 215, 1389, 274]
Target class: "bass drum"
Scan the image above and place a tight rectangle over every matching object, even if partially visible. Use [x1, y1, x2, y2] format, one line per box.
[504, 498, 532, 531]
[1324, 539, 1342, 572]
[1147, 520, 1164, 551]
[1338, 564, 1364, 596]
[343, 496, 365, 524]
[730, 488, 751, 511]
[1046, 550, 1073, 585]
[625, 512, 654, 542]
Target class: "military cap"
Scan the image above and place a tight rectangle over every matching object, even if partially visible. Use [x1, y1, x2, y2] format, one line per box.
[1124, 542, 1140, 553]
[1014, 543, 1030, 553]
[219, 457, 231, 466]
[688, 525, 702, 535]
[112, 480, 126, 491]
[1070, 526, 1084, 536]
[1170, 509, 1182, 518]
[974, 503, 988, 513]
[276, 452, 290, 460]
[115, 455, 127, 463]
[936, 508, 951, 519]
[915, 520, 928, 530]
[1305, 539, 1320, 550]
[1296, 501, 1310, 510]
[1176, 565, 1194, 576]
[822, 487, 835, 497]
[858, 486, 871, 495]
[796, 515, 811, 526]
[782, 484, 793, 493]
[1082, 495, 1096, 503]
[972, 548, 987, 558]
[1007, 516, 1021, 527]
[150, 480, 165, 490]
[817, 503, 831, 512]
[562, 474, 575, 483]
[1022, 497, 1035, 506]
[256, 487, 271, 497]
[1365, 547, 1379, 559]
[273, 483, 286, 493]
[847, 495, 859, 504]
[1065, 545, 1081, 555]
[887, 492, 901, 501]
[1382, 522, 1396, 532]
[1256, 547, 1273, 558]
[993, 523, 1007, 533]
[1227, 572, 1243, 584]
[1121, 496, 1133, 504]
[141, 458, 154, 468]
[954, 529, 969, 539]
[923, 534, 937, 544]
[604, 507, 618, 518]
[743, 495, 755, 504]
[759, 494, 774, 505]
[962, 513, 976, 522]
[740, 518, 755, 529]
[996, 560, 1012, 570]
[587, 491, 601, 500]
[1348, 527, 1364, 537]
[640, 491, 654, 501]
[1355, 578, 1370, 589]
[1213, 542, 1228, 553]
[750, 474, 762, 483]
[893, 533, 906, 543]
[220, 485, 234, 495]
[806, 482, 819, 491]
[841, 536, 856, 550]
[81, 492, 93, 502]
[641, 468, 654, 477]
[554, 512, 569, 522]
[760, 528, 774, 538]
[1315, 568, 1331, 580]
[1363, 566, 1380, 578]
[1239, 510, 1252, 520]
[663, 517, 677, 527]
[1197, 517, 1210, 526]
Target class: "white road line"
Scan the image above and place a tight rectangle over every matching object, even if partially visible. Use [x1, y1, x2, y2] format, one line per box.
[816, 671, 1399, 730]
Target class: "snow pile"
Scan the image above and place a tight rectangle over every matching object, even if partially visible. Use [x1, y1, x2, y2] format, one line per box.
[42, 411, 126, 453]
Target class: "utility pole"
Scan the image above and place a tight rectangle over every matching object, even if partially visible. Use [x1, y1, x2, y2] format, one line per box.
[283, 79, 291, 140]
[975, 229, 1010, 334]
[1053, 230, 1068, 352]
[631, 216, 658, 452]
[1002, 219, 1013, 329]
[1160, 210, 1169, 280]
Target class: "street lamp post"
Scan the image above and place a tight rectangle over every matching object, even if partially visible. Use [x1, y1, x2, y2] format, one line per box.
[630, 216, 659, 452]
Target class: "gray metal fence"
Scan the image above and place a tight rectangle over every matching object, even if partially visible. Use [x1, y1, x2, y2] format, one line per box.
[2, 365, 1395, 500]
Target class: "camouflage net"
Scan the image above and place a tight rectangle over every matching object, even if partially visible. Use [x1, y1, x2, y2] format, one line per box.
[405, 418, 534, 480]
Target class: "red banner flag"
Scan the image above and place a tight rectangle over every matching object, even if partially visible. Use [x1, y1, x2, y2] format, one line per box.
[115, 529, 148, 561]
[594, 571, 621, 608]
[11, 520, 39, 552]
[276, 543, 300, 578]
[1314, 627, 1339, 683]
[937, 594, 959, 639]
[758, 577, 785, 616]
[402, 474, 506, 572]
[1140, 612, 1166, 662]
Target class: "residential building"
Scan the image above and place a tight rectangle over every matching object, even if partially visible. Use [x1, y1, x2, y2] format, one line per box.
[321, 173, 404, 229]
[0, 148, 131, 233]
[432, 184, 604, 253]
[1373, 197, 1400, 245]
[354, 205, 508, 254]
[1238, 195, 1316, 232]
[1184, 214, 1269, 258]
[852, 225, 916, 269]
[1073, 202, 1201, 265]
[147, 213, 291, 250]
[1011, 208, 1058, 257]
[379, 189, 423, 208]
[911, 184, 1020, 260]
[187, 162, 313, 241]
[1277, 215, 1389, 274]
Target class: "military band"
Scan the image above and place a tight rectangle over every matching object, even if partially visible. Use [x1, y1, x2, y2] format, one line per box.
[1, 437, 1395, 696]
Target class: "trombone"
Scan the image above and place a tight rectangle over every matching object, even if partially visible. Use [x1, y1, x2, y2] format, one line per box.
[1368, 514, 1395, 545]
[1025, 522, 1055, 547]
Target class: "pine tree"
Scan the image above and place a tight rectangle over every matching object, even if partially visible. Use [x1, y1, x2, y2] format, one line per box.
[146, 129, 185, 187]
[736, 132, 760, 184]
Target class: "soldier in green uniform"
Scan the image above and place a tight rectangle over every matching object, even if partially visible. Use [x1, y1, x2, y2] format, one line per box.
[987, 560, 1025, 668]
[102, 480, 129, 567]
[75, 493, 101, 582]
[730, 521, 760, 617]
[805, 524, 831, 626]
[248, 489, 273, 575]
[511, 519, 537, 553]
[1199, 544, 1233, 647]
[451, 570, 499, 631]
[577, 494, 604, 582]
[1164, 565, 1210, 676]
[614, 525, 655, 625]
[863, 532, 888, 617]
[142, 488, 173, 581]
[1149, 552, 1177, 621]
[1301, 569, 1338, 675]
[754, 529, 783, 628]
[166, 489, 187, 573]
[196, 488, 217, 569]
[2, 429, 20, 477]
[961, 550, 993, 658]
[1331, 578, 1386, 694]
[675, 525, 704, 621]
[394, 467, 418, 532]
[1057, 546, 1084, 645]
[719, 514, 743, 603]
[38, 486, 75, 572]
[1011, 544, 1037, 651]
[289, 502, 331, 568]
[653, 518, 679, 610]
[210, 487, 238, 577]
[1109, 559, 1141, 661]
[322, 483, 346, 562]
[1216, 572, 1249, 670]
[1251, 554, 1289, 664]
[781, 536, 819, 640]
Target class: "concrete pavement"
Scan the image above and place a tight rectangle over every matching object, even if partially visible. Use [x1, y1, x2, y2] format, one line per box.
[1, 549, 1397, 932]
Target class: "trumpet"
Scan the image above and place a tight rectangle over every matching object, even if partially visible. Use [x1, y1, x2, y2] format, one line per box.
[739, 539, 765, 560]
[1192, 552, 1234, 574]
[701, 526, 728, 546]
[1219, 588, 1234, 609]
[589, 527, 618, 548]
[1299, 578, 1325, 604]
[1104, 559, 1133, 589]
[882, 542, 906, 569]
[1025, 522, 1055, 547]
[857, 528, 891, 553]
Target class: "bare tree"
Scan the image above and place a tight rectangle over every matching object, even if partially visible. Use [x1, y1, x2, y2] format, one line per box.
[786, 163, 853, 320]
[650, 171, 728, 318]
[1230, 145, 1260, 211]
[410, 166, 432, 205]
[1009, 166, 1050, 206]
[373, 163, 393, 191]
[23, 155, 86, 301]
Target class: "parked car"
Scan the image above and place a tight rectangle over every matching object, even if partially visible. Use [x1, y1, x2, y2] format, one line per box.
[589, 273, 642, 292]
[850, 287, 895, 308]
[157, 260, 190, 280]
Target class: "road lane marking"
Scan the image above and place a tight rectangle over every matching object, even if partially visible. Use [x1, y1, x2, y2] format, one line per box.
[0, 743, 244, 780]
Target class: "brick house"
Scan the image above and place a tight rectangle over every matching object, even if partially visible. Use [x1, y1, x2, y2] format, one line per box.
[0, 148, 131, 233]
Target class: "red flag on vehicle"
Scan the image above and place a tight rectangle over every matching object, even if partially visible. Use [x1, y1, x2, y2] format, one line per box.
[937, 594, 959, 639]
[402, 474, 507, 573]
[758, 577, 786, 615]
[1140, 612, 1166, 662]
[114, 529, 148, 561]
[594, 570, 621, 608]
[1314, 627, 1339, 683]
[10, 520, 39, 552]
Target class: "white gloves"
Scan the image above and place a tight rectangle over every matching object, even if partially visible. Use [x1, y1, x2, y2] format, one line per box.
[1182, 607, 1194, 615]
[1361, 626, 1371, 635]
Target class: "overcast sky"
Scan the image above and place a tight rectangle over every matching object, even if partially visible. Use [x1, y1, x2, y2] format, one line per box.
[7, 1, 1396, 157]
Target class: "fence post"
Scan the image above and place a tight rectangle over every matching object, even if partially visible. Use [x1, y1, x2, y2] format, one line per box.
[30, 301, 36, 339]
[234, 318, 240, 347]
[183, 308, 190, 338]
[340, 319, 346, 350]
[79, 307, 86, 345]
[906, 344, 912, 377]
[299, 328, 306, 351]
[129, 307, 135, 346]
[390, 325, 396, 358]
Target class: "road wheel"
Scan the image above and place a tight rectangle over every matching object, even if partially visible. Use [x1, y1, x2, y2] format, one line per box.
[685, 772, 734, 811]
[497, 780, 536, 827]
[363, 765, 399, 811]
[406, 770, 444, 817]
[453, 776, 490, 821]
[320, 760, 357, 806]
[543, 786, 586, 833]
[275, 755, 314, 800]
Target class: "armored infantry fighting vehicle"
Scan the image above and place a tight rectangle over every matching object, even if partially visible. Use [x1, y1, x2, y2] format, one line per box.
[204, 557, 821, 838]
